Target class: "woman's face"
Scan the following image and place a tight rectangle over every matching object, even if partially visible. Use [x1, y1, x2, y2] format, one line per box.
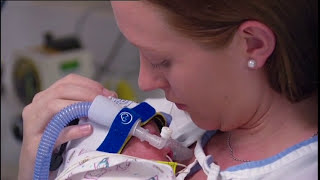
[111, 2, 262, 130]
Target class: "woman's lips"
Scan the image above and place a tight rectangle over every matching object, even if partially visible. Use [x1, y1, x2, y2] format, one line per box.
[175, 103, 187, 110]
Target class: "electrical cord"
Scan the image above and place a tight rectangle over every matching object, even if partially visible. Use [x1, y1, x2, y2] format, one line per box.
[73, 5, 127, 82]
[93, 32, 126, 82]
[74, 6, 108, 38]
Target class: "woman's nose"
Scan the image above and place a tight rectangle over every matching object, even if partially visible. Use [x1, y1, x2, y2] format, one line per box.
[138, 64, 169, 92]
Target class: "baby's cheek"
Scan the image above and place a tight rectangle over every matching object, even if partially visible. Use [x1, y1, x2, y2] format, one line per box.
[122, 136, 169, 161]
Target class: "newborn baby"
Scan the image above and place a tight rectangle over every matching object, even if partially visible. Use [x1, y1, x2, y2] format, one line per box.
[54, 121, 183, 179]
[51, 97, 205, 179]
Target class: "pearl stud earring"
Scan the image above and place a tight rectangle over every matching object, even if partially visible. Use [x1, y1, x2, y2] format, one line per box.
[248, 59, 257, 69]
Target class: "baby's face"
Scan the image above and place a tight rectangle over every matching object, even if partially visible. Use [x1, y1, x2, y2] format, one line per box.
[121, 122, 171, 162]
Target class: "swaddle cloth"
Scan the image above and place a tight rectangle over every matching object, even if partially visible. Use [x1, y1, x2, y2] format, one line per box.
[55, 147, 176, 180]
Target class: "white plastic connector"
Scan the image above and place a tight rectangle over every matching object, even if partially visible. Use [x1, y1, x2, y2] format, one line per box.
[88, 95, 122, 126]
[132, 125, 167, 149]
[160, 127, 173, 139]
[132, 125, 193, 161]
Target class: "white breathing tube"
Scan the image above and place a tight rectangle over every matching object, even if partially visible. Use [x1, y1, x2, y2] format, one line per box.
[132, 122, 193, 162]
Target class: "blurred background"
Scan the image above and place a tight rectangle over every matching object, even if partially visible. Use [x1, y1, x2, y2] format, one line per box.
[1, 1, 164, 179]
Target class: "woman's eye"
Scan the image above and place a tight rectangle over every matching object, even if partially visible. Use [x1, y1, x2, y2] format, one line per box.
[151, 60, 170, 69]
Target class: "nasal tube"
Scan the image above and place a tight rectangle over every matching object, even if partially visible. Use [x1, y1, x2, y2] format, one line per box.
[132, 123, 193, 162]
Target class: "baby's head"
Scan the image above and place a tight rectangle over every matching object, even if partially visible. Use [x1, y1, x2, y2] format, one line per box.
[66, 96, 174, 162]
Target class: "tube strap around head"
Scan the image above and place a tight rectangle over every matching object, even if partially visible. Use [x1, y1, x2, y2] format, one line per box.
[131, 102, 156, 122]
[97, 102, 156, 153]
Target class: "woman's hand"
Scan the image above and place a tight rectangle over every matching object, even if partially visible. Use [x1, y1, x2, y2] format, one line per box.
[18, 74, 117, 180]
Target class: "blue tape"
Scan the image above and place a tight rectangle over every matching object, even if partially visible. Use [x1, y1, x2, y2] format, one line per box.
[97, 108, 139, 153]
[132, 102, 156, 123]
[97, 102, 156, 153]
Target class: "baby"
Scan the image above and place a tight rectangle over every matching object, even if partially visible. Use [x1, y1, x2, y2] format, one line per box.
[49, 96, 206, 179]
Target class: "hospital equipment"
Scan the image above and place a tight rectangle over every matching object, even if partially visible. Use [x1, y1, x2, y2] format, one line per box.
[33, 95, 193, 180]
[10, 33, 95, 143]
[12, 32, 95, 105]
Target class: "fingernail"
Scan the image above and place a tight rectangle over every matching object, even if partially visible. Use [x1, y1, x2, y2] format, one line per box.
[79, 124, 92, 132]
[102, 88, 118, 98]
[110, 91, 118, 98]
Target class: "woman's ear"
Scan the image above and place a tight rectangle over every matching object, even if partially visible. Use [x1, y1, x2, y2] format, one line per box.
[238, 21, 276, 69]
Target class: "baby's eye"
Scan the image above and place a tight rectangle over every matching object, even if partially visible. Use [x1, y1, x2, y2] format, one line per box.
[151, 60, 170, 69]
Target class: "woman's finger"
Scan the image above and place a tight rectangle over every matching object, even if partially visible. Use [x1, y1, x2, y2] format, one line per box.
[33, 74, 117, 102]
[51, 74, 105, 91]
[55, 124, 93, 149]
[23, 99, 79, 136]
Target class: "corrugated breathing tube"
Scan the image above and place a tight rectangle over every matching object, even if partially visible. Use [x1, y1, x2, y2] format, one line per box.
[33, 102, 91, 180]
